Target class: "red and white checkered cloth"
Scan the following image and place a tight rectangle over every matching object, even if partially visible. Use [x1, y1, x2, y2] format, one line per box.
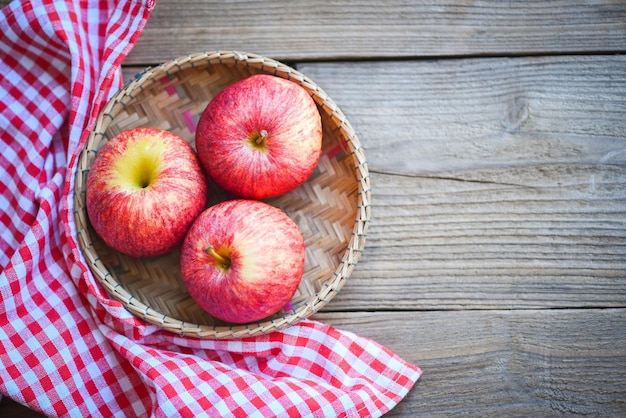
[0, 0, 421, 416]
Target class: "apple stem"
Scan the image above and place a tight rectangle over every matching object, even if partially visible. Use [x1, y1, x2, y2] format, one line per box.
[205, 246, 231, 269]
[255, 130, 268, 145]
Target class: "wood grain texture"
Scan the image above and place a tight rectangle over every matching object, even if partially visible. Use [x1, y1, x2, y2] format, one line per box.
[298, 55, 626, 175]
[315, 309, 626, 416]
[124, 0, 626, 64]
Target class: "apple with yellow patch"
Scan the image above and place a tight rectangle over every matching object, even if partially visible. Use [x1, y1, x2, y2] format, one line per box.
[86, 127, 208, 258]
[195, 74, 323, 200]
[180, 199, 305, 324]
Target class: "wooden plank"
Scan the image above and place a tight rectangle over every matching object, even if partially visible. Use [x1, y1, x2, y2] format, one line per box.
[314, 309, 626, 416]
[119, 55, 626, 310]
[324, 164, 626, 310]
[124, 0, 626, 64]
[298, 55, 626, 175]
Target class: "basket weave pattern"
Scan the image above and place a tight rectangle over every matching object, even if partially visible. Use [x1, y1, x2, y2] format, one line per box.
[74, 51, 370, 339]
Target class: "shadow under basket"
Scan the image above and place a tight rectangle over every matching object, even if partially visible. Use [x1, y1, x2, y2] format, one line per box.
[74, 51, 370, 339]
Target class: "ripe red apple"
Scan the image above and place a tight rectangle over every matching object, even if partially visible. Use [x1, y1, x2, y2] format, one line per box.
[86, 127, 208, 258]
[180, 199, 305, 324]
[195, 74, 323, 200]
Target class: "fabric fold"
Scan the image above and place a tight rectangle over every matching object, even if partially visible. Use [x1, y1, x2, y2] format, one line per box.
[0, 1, 421, 416]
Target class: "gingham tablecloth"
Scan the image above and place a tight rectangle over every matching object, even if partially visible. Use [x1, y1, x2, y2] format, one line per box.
[0, 0, 421, 416]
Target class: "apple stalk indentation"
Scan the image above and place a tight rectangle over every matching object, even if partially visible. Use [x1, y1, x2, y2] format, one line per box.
[206, 246, 231, 271]
[250, 129, 268, 149]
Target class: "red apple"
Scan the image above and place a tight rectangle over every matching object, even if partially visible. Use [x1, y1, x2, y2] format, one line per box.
[86, 127, 208, 258]
[195, 74, 323, 200]
[180, 199, 305, 324]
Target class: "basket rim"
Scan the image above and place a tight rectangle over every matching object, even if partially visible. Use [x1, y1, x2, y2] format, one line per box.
[74, 50, 371, 339]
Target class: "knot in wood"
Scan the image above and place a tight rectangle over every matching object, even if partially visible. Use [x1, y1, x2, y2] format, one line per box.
[503, 96, 530, 133]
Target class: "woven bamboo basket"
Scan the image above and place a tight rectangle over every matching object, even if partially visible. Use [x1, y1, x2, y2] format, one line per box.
[74, 51, 370, 339]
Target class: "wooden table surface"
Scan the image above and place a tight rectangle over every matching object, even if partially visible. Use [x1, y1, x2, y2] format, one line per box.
[3, 1, 626, 416]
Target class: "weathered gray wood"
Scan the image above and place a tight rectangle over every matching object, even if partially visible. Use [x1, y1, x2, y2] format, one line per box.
[298, 55, 626, 175]
[324, 163, 626, 311]
[124, 0, 626, 64]
[315, 309, 626, 416]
